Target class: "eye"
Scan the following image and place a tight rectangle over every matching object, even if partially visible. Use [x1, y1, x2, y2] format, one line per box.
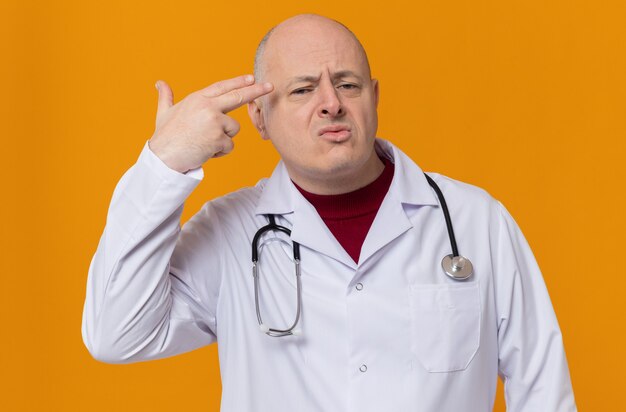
[338, 83, 359, 90]
[291, 87, 313, 95]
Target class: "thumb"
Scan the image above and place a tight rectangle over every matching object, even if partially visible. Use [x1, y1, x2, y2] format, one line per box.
[155, 80, 174, 116]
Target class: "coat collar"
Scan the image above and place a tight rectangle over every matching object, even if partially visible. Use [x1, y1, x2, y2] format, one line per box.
[254, 138, 440, 268]
[255, 138, 438, 215]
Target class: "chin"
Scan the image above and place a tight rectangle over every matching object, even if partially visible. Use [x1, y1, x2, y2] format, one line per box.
[318, 154, 366, 177]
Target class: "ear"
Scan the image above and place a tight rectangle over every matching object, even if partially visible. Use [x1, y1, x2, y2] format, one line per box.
[372, 78, 380, 107]
[247, 100, 269, 140]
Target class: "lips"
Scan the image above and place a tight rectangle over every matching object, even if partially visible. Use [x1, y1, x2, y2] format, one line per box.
[318, 125, 352, 142]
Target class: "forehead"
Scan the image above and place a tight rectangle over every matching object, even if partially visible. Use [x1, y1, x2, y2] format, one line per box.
[262, 22, 369, 82]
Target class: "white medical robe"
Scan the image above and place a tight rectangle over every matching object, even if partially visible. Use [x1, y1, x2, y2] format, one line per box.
[82, 138, 576, 411]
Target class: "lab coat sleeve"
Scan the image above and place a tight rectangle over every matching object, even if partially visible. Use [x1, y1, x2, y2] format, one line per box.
[81, 141, 220, 364]
[492, 200, 576, 411]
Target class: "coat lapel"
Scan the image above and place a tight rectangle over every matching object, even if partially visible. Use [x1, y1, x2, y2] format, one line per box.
[254, 160, 357, 269]
[358, 139, 440, 265]
[254, 138, 440, 268]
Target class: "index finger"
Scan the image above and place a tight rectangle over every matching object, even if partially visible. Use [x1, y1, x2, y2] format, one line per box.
[200, 74, 256, 98]
[218, 82, 274, 113]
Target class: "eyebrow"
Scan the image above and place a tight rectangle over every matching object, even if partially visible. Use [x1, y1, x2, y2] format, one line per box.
[286, 70, 364, 88]
[287, 75, 320, 87]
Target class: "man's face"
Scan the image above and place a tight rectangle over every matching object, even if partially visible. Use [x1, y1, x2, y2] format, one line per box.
[249, 17, 379, 186]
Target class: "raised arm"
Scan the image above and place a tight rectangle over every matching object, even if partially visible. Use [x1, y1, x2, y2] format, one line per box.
[81, 75, 273, 363]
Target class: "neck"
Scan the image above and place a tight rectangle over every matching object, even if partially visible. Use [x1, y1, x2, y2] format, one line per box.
[287, 149, 385, 195]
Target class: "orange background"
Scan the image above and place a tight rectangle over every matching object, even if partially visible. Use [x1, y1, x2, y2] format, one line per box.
[1, 0, 625, 410]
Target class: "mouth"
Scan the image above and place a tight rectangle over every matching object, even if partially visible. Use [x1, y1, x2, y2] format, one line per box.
[318, 125, 352, 142]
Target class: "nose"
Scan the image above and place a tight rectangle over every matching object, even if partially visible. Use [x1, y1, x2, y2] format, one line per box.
[317, 81, 344, 118]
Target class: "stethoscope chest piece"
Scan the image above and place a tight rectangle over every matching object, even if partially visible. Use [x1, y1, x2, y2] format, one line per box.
[441, 254, 473, 280]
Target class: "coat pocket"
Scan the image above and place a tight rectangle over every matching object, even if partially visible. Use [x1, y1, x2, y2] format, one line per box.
[409, 282, 481, 372]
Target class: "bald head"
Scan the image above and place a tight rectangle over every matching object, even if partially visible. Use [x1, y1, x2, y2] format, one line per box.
[254, 14, 372, 82]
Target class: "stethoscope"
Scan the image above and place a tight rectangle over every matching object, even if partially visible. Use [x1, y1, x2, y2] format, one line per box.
[251, 173, 473, 337]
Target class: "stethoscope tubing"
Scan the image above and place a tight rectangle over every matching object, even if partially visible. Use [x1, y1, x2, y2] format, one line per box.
[252, 215, 303, 337]
[423, 174, 460, 258]
[251, 172, 473, 337]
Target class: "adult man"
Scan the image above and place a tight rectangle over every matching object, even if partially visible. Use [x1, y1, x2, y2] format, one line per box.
[82, 14, 576, 412]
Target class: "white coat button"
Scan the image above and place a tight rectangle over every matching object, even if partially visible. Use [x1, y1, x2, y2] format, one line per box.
[359, 364, 368, 372]
[355, 283, 363, 291]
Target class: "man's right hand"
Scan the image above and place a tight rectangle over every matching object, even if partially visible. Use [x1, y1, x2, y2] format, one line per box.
[148, 75, 273, 174]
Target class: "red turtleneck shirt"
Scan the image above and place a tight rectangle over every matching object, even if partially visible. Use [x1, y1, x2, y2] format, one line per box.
[293, 157, 394, 264]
